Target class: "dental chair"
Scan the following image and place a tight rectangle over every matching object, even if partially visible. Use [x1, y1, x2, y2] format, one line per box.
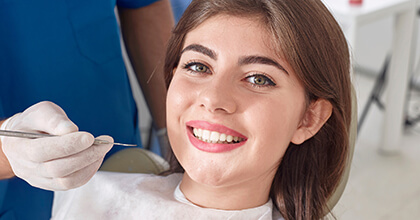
[326, 85, 357, 211]
[100, 86, 358, 214]
[100, 146, 169, 174]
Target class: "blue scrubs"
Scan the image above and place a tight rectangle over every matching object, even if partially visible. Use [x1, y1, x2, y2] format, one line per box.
[0, 0, 158, 219]
[170, 0, 191, 22]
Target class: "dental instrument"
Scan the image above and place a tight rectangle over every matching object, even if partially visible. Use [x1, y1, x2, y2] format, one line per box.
[0, 129, 137, 147]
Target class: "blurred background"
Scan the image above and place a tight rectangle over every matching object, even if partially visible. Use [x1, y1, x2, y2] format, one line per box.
[128, 0, 420, 219]
[329, 0, 420, 218]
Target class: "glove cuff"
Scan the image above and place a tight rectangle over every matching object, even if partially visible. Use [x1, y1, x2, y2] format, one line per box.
[1, 118, 11, 144]
[0, 118, 11, 130]
[0, 113, 20, 143]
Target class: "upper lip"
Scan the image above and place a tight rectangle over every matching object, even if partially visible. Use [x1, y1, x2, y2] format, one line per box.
[186, 120, 247, 139]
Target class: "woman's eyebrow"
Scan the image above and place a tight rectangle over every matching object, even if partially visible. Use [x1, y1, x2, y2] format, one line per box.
[239, 55, 289, 75]
[181, 44, 217, 60]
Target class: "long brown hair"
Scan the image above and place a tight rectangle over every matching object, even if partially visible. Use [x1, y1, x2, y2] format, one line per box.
[163, 1, 352, 219]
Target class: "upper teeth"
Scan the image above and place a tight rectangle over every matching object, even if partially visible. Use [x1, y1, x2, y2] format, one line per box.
[193, 128, 244, 144]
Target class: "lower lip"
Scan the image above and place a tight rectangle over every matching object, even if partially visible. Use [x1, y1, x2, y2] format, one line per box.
[349, 0, 362, 5]
[187, 128, 246, 153]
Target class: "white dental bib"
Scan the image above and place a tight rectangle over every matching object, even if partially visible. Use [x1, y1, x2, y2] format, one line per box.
[52, 171, 283, 219]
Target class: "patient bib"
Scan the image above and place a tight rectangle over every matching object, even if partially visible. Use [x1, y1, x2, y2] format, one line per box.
[52, 172, 283, 219]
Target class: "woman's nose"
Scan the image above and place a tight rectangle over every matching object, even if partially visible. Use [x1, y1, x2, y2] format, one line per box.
[197, 78, 237, 114]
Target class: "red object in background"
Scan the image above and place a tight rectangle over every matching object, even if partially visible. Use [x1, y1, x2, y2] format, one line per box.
[349, 0, 363, 5]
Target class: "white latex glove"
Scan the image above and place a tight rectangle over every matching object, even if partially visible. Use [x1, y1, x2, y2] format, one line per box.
[0, 101, 113, 191]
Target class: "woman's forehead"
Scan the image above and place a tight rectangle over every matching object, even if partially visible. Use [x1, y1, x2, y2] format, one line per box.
[184, 15, 277, 56]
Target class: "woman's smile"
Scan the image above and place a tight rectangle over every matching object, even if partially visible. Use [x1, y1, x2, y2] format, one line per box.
[186, 120, 247, 153]
[192, 128, 245, 144]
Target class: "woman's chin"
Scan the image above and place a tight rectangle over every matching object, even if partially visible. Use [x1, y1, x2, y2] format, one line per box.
[184, 166, 233, 187]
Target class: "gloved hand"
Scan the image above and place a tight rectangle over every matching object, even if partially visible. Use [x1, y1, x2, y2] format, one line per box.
[0, 101, 113, 191]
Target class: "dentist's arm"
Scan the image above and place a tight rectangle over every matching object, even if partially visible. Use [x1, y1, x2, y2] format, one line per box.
[118, 0, 174, 157]
[118, 0, 174, 130]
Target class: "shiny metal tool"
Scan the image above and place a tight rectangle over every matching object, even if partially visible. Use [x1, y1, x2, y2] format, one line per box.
[0, 129, 137, 147]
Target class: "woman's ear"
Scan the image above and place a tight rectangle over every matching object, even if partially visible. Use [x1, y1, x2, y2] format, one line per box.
[291, 99, 332, 145]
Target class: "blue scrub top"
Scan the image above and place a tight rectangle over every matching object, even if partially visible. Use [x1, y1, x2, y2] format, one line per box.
[0, 0, 158, 219]
[170, 0, 192, 22]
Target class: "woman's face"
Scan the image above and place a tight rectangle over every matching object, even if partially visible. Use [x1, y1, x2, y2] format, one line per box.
[167, 15, 307, 194]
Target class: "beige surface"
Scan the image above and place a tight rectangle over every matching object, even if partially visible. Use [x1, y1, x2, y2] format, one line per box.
[100, 148, 169, 174]
[327, 85, 358, 212]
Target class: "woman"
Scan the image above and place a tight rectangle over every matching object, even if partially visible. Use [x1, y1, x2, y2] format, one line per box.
[53, 0, 351, 219]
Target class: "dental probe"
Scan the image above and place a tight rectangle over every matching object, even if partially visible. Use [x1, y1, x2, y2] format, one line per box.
[0, 129, 137, 147]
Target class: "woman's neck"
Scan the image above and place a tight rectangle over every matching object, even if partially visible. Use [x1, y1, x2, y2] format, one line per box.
[179, 173, 273, 210]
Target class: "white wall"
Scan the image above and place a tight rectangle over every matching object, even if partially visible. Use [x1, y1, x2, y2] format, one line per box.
[354, 8, 419, 79]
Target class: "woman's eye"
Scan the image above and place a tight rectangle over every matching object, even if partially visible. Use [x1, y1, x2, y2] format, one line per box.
[246, 74, 276, 87]
[183, 62, 210, 74]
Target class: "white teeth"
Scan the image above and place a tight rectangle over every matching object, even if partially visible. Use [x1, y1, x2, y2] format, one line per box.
[202, 130, 210, 141]
[192, 128, 244, 144]
[226, 135, 233, 143]
[220, 133, 226, 142]
[210, 132, 219, 143]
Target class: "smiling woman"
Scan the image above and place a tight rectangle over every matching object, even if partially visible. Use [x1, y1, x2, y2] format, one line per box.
[167, 14, 318, 211]
[164, 0, 351, 219]
[51, 0, 352, 219]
